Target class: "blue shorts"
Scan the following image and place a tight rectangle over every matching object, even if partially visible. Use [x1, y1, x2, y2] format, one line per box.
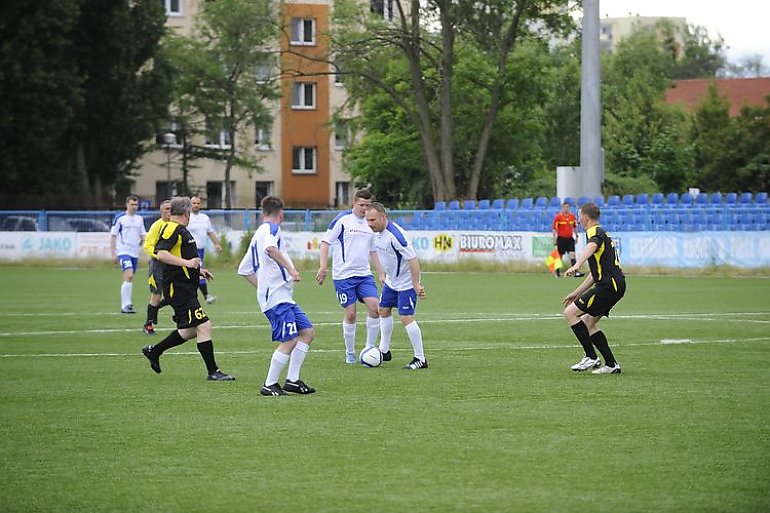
[333, 275, 379, 308]
[379, 284, 418, 316]
[264, 303, 313, 342]
[118, 255, 138, 273]
[197, 249, 207, 284]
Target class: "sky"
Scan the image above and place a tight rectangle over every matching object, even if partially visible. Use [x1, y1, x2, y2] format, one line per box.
[600, 0, 770, 66]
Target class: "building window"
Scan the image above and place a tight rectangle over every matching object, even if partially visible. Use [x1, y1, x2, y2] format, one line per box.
[156, 182, 176, 203]
[335, 182, 350, 207]
[334, 121, 349, 150]
[206, 181, 235, 209]
[332, 59, 344, 86]
[156, 118, 183, 148]
[164, 0, 182, 16]
[254, 126, 272, 151]
[255, 61, 272, 83]
[291, 82, 316, 109]
[290, 18, 315, 45]
[255, 181, 274, 207]
[205, 118, 232, 149]
[292, 147, 317, 174]
[370, 0, 393, 21]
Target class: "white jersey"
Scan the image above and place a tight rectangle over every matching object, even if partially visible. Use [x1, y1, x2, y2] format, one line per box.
[321, 210, 375, 280]
[110, 212, 146, 258]
[187, 212, 215, 249]
[372, 221, 418, 291]
[237, 221, 296, 312]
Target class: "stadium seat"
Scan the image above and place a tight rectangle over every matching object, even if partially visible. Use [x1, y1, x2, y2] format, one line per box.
[755, 192, 767, 205]
[478, 199, 490, 210]
[520, 197, 534, 209]
[709, 192, 723, 206]
[506, 198, 519, 210]
[434, 201, 446, 210]
[694, 193, 708, 207]
[635, 193, 649, 207]
[549, 196, 561, 208]
[577, 196, 590, 207]
[606, 195, 620, 208]
[724, 193, 737, 205]
[491, 199, 505, 209]
[665, 193, 679, 206]
[651, 193, 664, 208]
[535, 196, 548, 209]
[463, 200, 476, 210]
[679, 192, 695, 207]
[449, 200, 460, 210]
[621, 194, 635, 208]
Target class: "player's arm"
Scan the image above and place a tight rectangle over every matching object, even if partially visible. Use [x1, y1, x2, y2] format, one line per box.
[156, 249, 199, 269]
[207, 225, 223, 252]
[552, 217, 559, 245]
[241, 273, 258, 288]
[564, 241, 597, 277]
[370, 250, 386, 284]
[109, 232, 118, 263]
[408, 257, 426, 299]
[143, 223, 158, 258]
[267, 246, 301, 282]
[315, 241, 331, 285]
[236, 240, 258, 288]
[562, 272, 594, 306]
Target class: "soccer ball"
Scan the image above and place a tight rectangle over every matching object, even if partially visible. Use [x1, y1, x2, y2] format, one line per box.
[359, 346, 382, 368]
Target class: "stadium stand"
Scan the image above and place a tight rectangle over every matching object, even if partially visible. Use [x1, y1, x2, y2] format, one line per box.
[694, 193, 708, 207]
[709, 192, 723, 206]
[724, 193, 737, 205]
[449, 200, 460, 210]
[535, 196, 548, 209]
[478, 199, 490, 209]
[665, 193, 679, 206]
[621, 194, 635, 208]
[577, 196, 590, 207]
[463, 200, 476, 210]
[520, 197, 534, 209]
[635, 193, 649, 207]
[651, 193, 664, 207]
[607, 195, 621, 208]
[434, 201, 446, 210]
[548, 197, 561, 208]
[755, 192, 767, 205]
[491, 199, 505, 209]
[679, 192, 695, 207]
[506, 198, 519, 210]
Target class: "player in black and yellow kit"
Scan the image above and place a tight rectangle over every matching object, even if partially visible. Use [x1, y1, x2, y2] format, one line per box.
[562, 202, 626, 374]
[141, 196, 234, 381]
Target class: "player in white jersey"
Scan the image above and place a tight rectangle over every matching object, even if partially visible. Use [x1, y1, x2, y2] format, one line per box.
[365, 202, 428, 370]
[188, 195, 222, 304]
[315, 189, 384, 364]
[110, 195, 147, 314]
[238, 196, 316, 396]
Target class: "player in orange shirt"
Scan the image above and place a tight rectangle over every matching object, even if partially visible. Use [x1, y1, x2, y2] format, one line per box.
[552, 201, 583, 277]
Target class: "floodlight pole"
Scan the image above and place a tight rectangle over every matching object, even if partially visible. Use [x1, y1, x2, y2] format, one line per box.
[580, 0, 603, 198]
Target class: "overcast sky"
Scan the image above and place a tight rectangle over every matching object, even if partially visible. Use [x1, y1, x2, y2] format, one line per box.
[599, 0, 770, 65]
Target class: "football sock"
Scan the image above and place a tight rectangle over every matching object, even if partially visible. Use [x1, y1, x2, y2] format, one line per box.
[591, 331, 617, 367]
[405, 321, 425, 361]
[343, 321, 356, 354]
[379, 315, 394, 353]
[154, 330, 186, 355]
[570, 321, 598, 359]
[365, 316, 380, 348]
[265, 349, 290, 386]
[199, 282, 209, 297]
[121, 281, 132, 308]
[196, 340, 218, 374]
[147, 304, 159, 325]
[287, 341, 309, 382]
[570, 258, 577, 267]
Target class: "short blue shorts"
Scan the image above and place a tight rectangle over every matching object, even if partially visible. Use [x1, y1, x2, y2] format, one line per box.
[379, 284, 418, 316]
[333, 275, 379, 308]
[118, 255, 138, 273]
[264, 303, 313, 342]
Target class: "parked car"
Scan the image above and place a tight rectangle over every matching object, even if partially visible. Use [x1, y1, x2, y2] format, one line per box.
[1, 215, 38, 231]
[66, 218, 110, 232]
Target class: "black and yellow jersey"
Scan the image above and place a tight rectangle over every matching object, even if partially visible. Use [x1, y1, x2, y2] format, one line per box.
[154, 221, 200, 299]
[584, 225, 624, 287]
[143, 218, 166, 259]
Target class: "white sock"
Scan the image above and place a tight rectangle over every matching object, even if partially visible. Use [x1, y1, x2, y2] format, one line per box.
[365, 316, 380, 348]
[379, 316, 394, 353]
[287, 342, 309, 382]
[265, 349, 290, 386]
[121, 281, 132, 308]
[343, 321, 356, 354]
[405, 321, 425, 361]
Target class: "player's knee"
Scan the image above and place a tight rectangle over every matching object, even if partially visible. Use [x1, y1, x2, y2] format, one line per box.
[300, 327, 315, 344]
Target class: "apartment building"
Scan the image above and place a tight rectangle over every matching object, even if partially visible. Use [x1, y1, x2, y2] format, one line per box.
[134, 0, 353, 209]
[599, 15, 686, 56]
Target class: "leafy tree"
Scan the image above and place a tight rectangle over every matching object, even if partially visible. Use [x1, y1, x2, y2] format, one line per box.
[690, 83, 731, 190]
[165, 0, 279, 209]
[657, 21, 728, 79]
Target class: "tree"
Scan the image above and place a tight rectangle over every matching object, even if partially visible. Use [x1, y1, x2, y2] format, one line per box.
[165, 0, 279, 209]
[331, 0, 577, 202]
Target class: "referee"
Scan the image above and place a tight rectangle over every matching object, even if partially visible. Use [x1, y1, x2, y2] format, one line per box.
[552, 201, 583, 277]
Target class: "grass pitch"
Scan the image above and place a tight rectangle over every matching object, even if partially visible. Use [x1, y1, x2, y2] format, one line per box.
[0, 266, 768, 513]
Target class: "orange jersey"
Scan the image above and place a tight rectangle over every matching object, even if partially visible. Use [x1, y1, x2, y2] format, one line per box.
[553, 212, 577, 238]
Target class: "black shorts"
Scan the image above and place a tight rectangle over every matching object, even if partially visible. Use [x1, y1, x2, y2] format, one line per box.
[575, 277, 626, 318]
[556, 236, 576, 255]
[169, 296, 209, 329]
[147, 259, 164, 295]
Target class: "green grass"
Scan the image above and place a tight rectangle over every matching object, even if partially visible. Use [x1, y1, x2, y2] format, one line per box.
[0, 266, 768, 513]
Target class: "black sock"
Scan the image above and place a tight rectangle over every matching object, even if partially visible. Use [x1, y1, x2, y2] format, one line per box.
[571, 321, 598, 359]
[199, 282, 209, 297]
[570, 258, 577, 267]
[147, 304, 159, 325]
[153, 330, 187, 356]
[197, 340, 218, 374]
[591, 331, 617, 367]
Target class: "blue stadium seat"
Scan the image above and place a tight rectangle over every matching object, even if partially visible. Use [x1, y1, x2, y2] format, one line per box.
[577, 196, 590, 207]
[651, 193, 664, 208]
[621, 194, 635, 208]
[755, 192, 767, 205]
[434, 201, 446, 210]
[449, 200, 460, 210]
[665, 193, 679, 206]
[535, 196, 548, 209]
[478, 199, 490, 210]
[606, 195, 620, 208]
[635, 193, 649, 207]
[709, 192, 723, 206]
[724, 193, 737, 205]
[564, 197, 576, 207]
[694, 193, 708, 207]
[549, 196, 561, 208]
[506, 198, 519, 210]
[679, 192, 695, 207]
[491, 199, 505, 209]
[463, 200, 477, 210]
[520, 197, 534, 209]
